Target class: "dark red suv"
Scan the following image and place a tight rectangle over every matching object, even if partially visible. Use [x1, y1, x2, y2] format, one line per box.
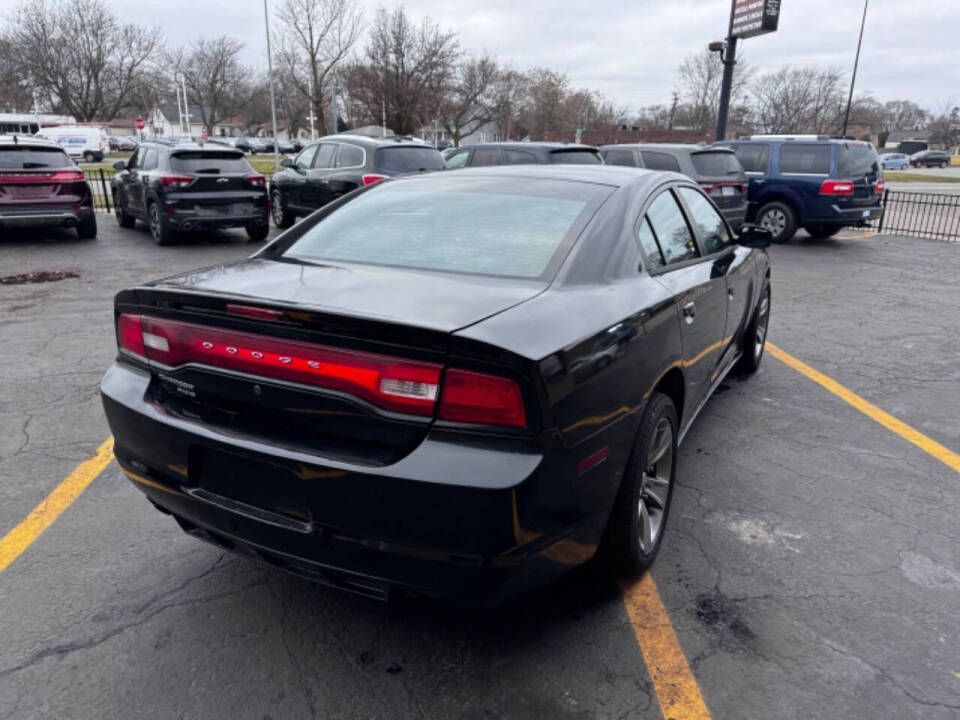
[0, 137, 97, 239]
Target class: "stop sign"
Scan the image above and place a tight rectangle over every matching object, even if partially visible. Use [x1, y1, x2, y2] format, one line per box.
[135, 116, 144, 131]
[201, 125, 208, 142]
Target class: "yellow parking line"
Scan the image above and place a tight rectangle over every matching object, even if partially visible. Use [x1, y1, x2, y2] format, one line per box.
[767, 343, 960, 474]
[0, 437, 114, 574]
[621, 574, 711, 719]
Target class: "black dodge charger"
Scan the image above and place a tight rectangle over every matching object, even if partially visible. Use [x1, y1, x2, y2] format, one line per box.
[100, 165, 772, 605]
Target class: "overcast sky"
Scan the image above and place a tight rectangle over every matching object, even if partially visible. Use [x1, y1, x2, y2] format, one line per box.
[4, 0, 958, 112]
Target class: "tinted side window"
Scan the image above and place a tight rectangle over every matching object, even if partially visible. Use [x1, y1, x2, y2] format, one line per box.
[127, 148, 140, 169]
[504, 150, 537, 165]
[604, 148, 639, 167]
[641, 151, 681, 172]
[637, 217, 665, 269]
[313, 143, 336, 169]
[336, 144, 364, 167]
[295, 144, 318, 170]
[646, 191, 698, 264]
[679, 187, 730, 254]
[444, 150, 470, 168]
[779, 144, 831, 174]
[471, 148, 501, 166]
[141, 148, 159, 170]
[733, 143, 769, 173]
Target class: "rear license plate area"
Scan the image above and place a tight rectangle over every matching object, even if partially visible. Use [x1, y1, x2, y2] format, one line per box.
[196, 204, 252, 217]
[721, 186, 736, 196]
[188, 448, 311, 524]
[6, 186, 54, 198]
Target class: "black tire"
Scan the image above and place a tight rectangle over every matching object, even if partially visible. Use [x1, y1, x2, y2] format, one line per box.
[82, 151, 95, 163]
[755, 201, 797, 244]
[271, 188, 295, 229]
[603, 392, 678, 576]
[737, 284, 770, 375]
[148, 202, 176, 246]
[941, 161, 949, 169]
[246, 221, 270, 242]
[115, 194, 135, 228]
[76, 214, 97, 240]
[804, 224, 841, 239]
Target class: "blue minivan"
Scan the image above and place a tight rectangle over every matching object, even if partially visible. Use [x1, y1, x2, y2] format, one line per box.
[715, 137, 884, 242]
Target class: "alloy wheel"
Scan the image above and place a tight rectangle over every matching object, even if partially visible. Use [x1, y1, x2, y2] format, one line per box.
[755, 291, 770, 360]
[638, 418, 673, 553]
[760, 209, 787, 238]
[271, 192, 284, 225]
[149, 205, 161, 243]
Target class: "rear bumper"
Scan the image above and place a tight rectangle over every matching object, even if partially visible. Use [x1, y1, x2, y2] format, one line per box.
[100, 362, 598, 605]
[0, 206, 94, 229]
[164, 199, 269, 232]
[818, 203, 884, 226]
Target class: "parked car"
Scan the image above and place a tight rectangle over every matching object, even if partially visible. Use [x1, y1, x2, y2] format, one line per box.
[880, 152, 910, 171]
[208, 137, 238, 149]
[715, 137, 884, 242]
[443, 142, 603, 169]
[0, 136, 97, 238]
[234, 137, 264, 154]
[276, 139, 297, 154]
[99, 164, 773, 605]
[269, 134, 445, 228]
[910, 150, 951, 168]
[110, 140, 269, 245]
[34, 125, 110, 163]
[599, 144, 749, 230]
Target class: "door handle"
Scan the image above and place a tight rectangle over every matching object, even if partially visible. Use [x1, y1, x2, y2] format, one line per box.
[682, 301, 696, 323]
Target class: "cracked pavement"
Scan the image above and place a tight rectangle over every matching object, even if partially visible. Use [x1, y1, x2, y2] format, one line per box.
[1, 219, 959, 719]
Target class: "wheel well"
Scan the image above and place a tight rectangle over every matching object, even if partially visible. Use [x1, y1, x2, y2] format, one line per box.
[654, 368, 685, 428]
[758, 195, 798, 216]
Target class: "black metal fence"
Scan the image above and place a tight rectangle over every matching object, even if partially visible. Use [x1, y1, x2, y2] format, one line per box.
[83, 169, 116, 212]
[878, 189, 960, 241]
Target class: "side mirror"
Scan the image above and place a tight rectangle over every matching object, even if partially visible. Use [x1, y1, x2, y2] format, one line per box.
[280, 158, 295, 169]
[738, 225, 773, 248]
[113, 161, 127, 171]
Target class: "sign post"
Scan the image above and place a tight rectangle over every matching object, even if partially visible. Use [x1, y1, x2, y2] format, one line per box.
[135, 115, 144, 142]
[715, 0, 781, 141]
[201, 125, 208, 144]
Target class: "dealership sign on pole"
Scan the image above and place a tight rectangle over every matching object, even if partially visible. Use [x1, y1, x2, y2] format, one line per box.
[731, 0, 781, 39]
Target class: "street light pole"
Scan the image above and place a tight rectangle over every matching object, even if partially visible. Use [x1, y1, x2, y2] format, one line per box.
[842, 0, 869, 138]
[263, 0, 280, 169]
[714, 4, 737, 142]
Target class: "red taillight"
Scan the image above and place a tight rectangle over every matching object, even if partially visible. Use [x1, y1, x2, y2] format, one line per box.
[0, 170, 84, 183]
[51, 170, 85, 182]
[115, 314, 441, 415]
[117, 314, 145, 356]
[246, 173, 266, 187]
[438, 369, 526, 428]
[226, 304, 285, 321]
[159, 174, 195, 189]
[820, 179, 854, 196]
[875, 178, 885, 194]
[362, 174, 387, 186]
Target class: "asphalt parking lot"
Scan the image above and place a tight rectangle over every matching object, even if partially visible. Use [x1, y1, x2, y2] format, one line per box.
[1, 215, 959, 719]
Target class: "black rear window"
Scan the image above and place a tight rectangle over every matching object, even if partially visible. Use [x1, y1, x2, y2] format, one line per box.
[549, 149, 602, 165]
[691, 151, 743, 177]
[0, 146, 73, 169]
[641, 151, 682, 172]
[838, 144, 880, 177]
[603, 148, 639, 167]
[170, 151, 251, 174]
[374, 146, 445, 174]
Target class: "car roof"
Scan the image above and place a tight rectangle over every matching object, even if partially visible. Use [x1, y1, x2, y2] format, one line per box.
[0, 135, 64, 149]
[406, 163, 680, 189]
[142, 140, 242, 152]
[314, 134, 432, 147]
[456, 142, 600, 152]
[600, 143, 732, 154]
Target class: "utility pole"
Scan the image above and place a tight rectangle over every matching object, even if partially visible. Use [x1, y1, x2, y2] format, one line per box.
[714, 7, 738, 142]
[842, 0, 869, 138]
[330, 76, 337, 135]
[307, 75, 316, 140]
[381, 100, 386, 138]
[175, 82, 184, 135]
[263, 0, 280, 169]
[181, 76, 191, 137]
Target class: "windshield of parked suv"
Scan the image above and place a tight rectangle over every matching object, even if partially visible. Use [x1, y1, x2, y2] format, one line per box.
[374, 146, 445, 174]
[838, 144, 880, 177]
[281, 176, 610, 278]
[0, 146, 74, 169]
[691, 151, 743, 177]
[170, 151, 252, 174]
[549, 150, 602, 165]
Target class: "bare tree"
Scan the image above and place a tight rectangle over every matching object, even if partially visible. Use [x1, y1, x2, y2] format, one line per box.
[0, 38, 36, 112]
[750, 66, 846, 134]
[167, 37, 251, 131]
[5, 0, 159, 121]
[274, 0, 361, 136]
[514, 68, 569, 139]
[342, 7, 459, 135]
[674, 50, 751, 133]
[440, 54, 500, 146]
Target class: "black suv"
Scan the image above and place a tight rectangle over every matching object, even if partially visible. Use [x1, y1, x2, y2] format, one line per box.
[598, 144, 749, 230]
[910, 150, 951, 168]
[269, 135, 445, 227]
[111, 141, 269, 245]
[443, 142, 602, 168]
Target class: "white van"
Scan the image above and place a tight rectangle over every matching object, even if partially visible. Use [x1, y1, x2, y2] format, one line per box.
[34, 125, 110, 162]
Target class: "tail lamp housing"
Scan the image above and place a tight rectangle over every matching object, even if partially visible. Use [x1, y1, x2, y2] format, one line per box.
[116, 314, 527, 427]
[362, 174, 387, 186]
[820, 179, 854, 196]
[159, 174, 195, 189]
